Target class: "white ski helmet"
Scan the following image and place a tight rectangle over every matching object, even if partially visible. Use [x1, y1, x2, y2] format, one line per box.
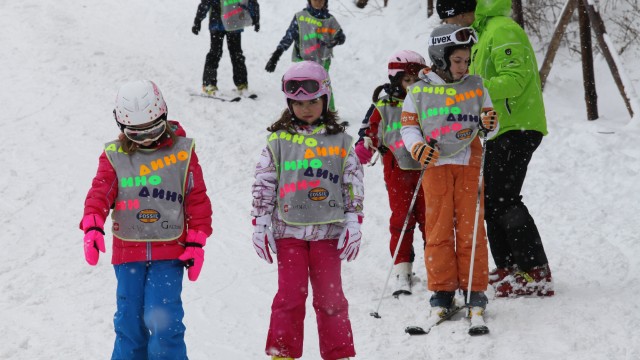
[428, 24, 476, 71]
[387, 50, 427, 78]
[114, 80, 167, 127]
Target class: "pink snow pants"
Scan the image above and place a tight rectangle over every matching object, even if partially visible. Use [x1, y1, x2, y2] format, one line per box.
[266, 238, 356, 360]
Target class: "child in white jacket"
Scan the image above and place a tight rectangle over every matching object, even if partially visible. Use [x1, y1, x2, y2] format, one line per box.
[251, 61, 363, 360]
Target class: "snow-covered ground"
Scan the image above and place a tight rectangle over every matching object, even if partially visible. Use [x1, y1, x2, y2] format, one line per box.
[1, 0, 639, 359]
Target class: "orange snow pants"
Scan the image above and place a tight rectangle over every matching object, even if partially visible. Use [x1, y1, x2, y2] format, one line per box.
[422, 164, 489, 292]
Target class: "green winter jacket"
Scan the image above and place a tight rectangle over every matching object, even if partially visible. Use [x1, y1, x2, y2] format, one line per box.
[470, 0, 548, 137]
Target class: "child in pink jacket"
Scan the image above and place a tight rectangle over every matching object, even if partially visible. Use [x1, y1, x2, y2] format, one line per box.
[80, 80, 212, 359]
[251, 61, 363, 360]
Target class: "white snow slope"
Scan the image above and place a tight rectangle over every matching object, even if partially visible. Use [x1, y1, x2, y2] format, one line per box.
[1, 0, 639, 359]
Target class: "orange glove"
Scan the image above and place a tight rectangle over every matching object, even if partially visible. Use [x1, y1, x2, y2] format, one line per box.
[410, 141, 439, 167]
[480, 107, 498, 132]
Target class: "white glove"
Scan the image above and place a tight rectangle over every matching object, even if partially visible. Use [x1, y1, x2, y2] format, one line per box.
[337, 213, 362, 261]
[252, 215, 277, 264]
[363, 136, 374, 150]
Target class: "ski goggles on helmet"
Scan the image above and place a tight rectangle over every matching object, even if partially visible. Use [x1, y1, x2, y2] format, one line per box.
[388, 62, 426, 76]
[429, 27, 477, 46]
[123, 117, 167, 144]
[283, 78, 322, 97]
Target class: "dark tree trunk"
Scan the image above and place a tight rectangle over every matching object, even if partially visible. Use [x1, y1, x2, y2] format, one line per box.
[578, 0, 599, 120]
[512, 0, 524, 29]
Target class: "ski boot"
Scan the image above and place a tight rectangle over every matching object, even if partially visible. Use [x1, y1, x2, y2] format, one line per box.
[202, 84, 218, 96]
[495, 264, 554, 297]
[488, 265, 518, 285]
[392, 262, 412, 297]
[235, 83, 248, 96]
[467, 306, 490, 335]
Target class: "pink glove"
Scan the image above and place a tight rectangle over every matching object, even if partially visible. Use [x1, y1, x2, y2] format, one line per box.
[354, 138, 375, 164]
[337, 213, 363, 261]
[252, 215, 276, 264]
[82, 214, 106, 266]
[178, 230, 207, 281]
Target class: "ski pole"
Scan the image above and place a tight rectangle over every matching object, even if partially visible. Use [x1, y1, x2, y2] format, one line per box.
[370, 166, 427, 319]
[370, 139, 437, 318]
[465, 131, 488, 306]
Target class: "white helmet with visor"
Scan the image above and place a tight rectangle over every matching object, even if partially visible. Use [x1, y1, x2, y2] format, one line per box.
[113, 80, 168, 144]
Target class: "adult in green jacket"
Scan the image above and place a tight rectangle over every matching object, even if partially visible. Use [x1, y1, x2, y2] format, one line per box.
[437, 0, 553, 298]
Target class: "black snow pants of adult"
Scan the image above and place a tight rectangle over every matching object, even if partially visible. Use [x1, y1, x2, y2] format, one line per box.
[483, 130, 549, 271]
[203, 31, 247, 87]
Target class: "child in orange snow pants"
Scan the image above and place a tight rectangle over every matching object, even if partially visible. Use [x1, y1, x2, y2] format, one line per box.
[421, 143, 488, 293]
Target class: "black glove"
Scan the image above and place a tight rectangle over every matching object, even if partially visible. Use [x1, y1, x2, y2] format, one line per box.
[265, 49, 284, 73]
[192, 21, 201, 35]
[355, 0, 368, 8]
[327, 39, 340, 49]
[254, 23, 260, 32]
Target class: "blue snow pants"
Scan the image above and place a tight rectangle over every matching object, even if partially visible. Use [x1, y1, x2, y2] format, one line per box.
[111, 260, 187, 360]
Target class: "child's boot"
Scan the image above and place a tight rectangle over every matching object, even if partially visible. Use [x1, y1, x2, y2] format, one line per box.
[236, 83, 248, 95]
[202, 84, 218, 96]
[392, 262, 412, 297]
[462, 291, 489, 334]
[495, 264, 554, 297]
[467, 306, 490, 335]
[428, 291, 456, 318]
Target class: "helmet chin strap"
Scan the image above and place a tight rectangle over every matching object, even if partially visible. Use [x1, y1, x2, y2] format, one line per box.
[434, 66, 454, 83]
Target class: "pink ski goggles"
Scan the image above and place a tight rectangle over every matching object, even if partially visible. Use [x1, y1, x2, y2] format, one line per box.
[282, 78, 322, 96]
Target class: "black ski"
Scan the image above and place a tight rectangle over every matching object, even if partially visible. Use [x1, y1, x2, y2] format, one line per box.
[189, 92, 241, 102]
[405, 306, 464, 335]
[392, 289, 411, 298]
[469, 323, 490, 336]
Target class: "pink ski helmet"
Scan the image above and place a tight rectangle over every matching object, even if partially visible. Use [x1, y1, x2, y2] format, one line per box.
[387, 50, 427, 77]
[282, 61, 332, 111]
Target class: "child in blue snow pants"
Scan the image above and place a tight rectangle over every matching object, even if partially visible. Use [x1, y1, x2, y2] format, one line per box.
[112, 260, 187, 360]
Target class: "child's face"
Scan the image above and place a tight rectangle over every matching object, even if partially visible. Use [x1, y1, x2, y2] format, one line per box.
[291, 98, 324, 124]
[448, 48, 471, 81]
[401, 73, 420, 92]
[310, 0, 326, 10]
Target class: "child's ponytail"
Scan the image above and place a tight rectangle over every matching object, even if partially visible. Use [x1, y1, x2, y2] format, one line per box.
[372, 84, 386, 103]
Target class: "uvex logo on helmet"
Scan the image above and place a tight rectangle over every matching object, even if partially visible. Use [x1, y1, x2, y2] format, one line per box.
[431, 35, 452, 46]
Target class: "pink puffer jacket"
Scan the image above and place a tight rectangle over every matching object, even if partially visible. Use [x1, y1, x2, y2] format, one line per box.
[81, 121, 213, 265]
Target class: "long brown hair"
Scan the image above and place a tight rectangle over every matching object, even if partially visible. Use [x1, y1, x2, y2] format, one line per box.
[267, 99, 346, 135]
[118, 120, 177, 154]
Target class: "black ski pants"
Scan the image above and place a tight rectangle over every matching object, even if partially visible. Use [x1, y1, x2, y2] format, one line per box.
[484, 130, 549, 271]
[203, 31, 247, 87]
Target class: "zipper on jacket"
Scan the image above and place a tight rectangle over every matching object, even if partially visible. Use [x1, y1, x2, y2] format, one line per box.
[146, 242, 152, 262]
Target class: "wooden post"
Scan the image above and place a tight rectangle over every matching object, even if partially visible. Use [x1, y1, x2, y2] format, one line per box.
[578, 0, 598, 120]
[540, 0, 576, 90]
[582, 0, 634, 117]
[427, 0, 434, 18]
[512, 0, 524, 29]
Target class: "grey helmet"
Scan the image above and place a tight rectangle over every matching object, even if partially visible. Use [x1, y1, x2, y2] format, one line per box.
[428, 23, 477, 71]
